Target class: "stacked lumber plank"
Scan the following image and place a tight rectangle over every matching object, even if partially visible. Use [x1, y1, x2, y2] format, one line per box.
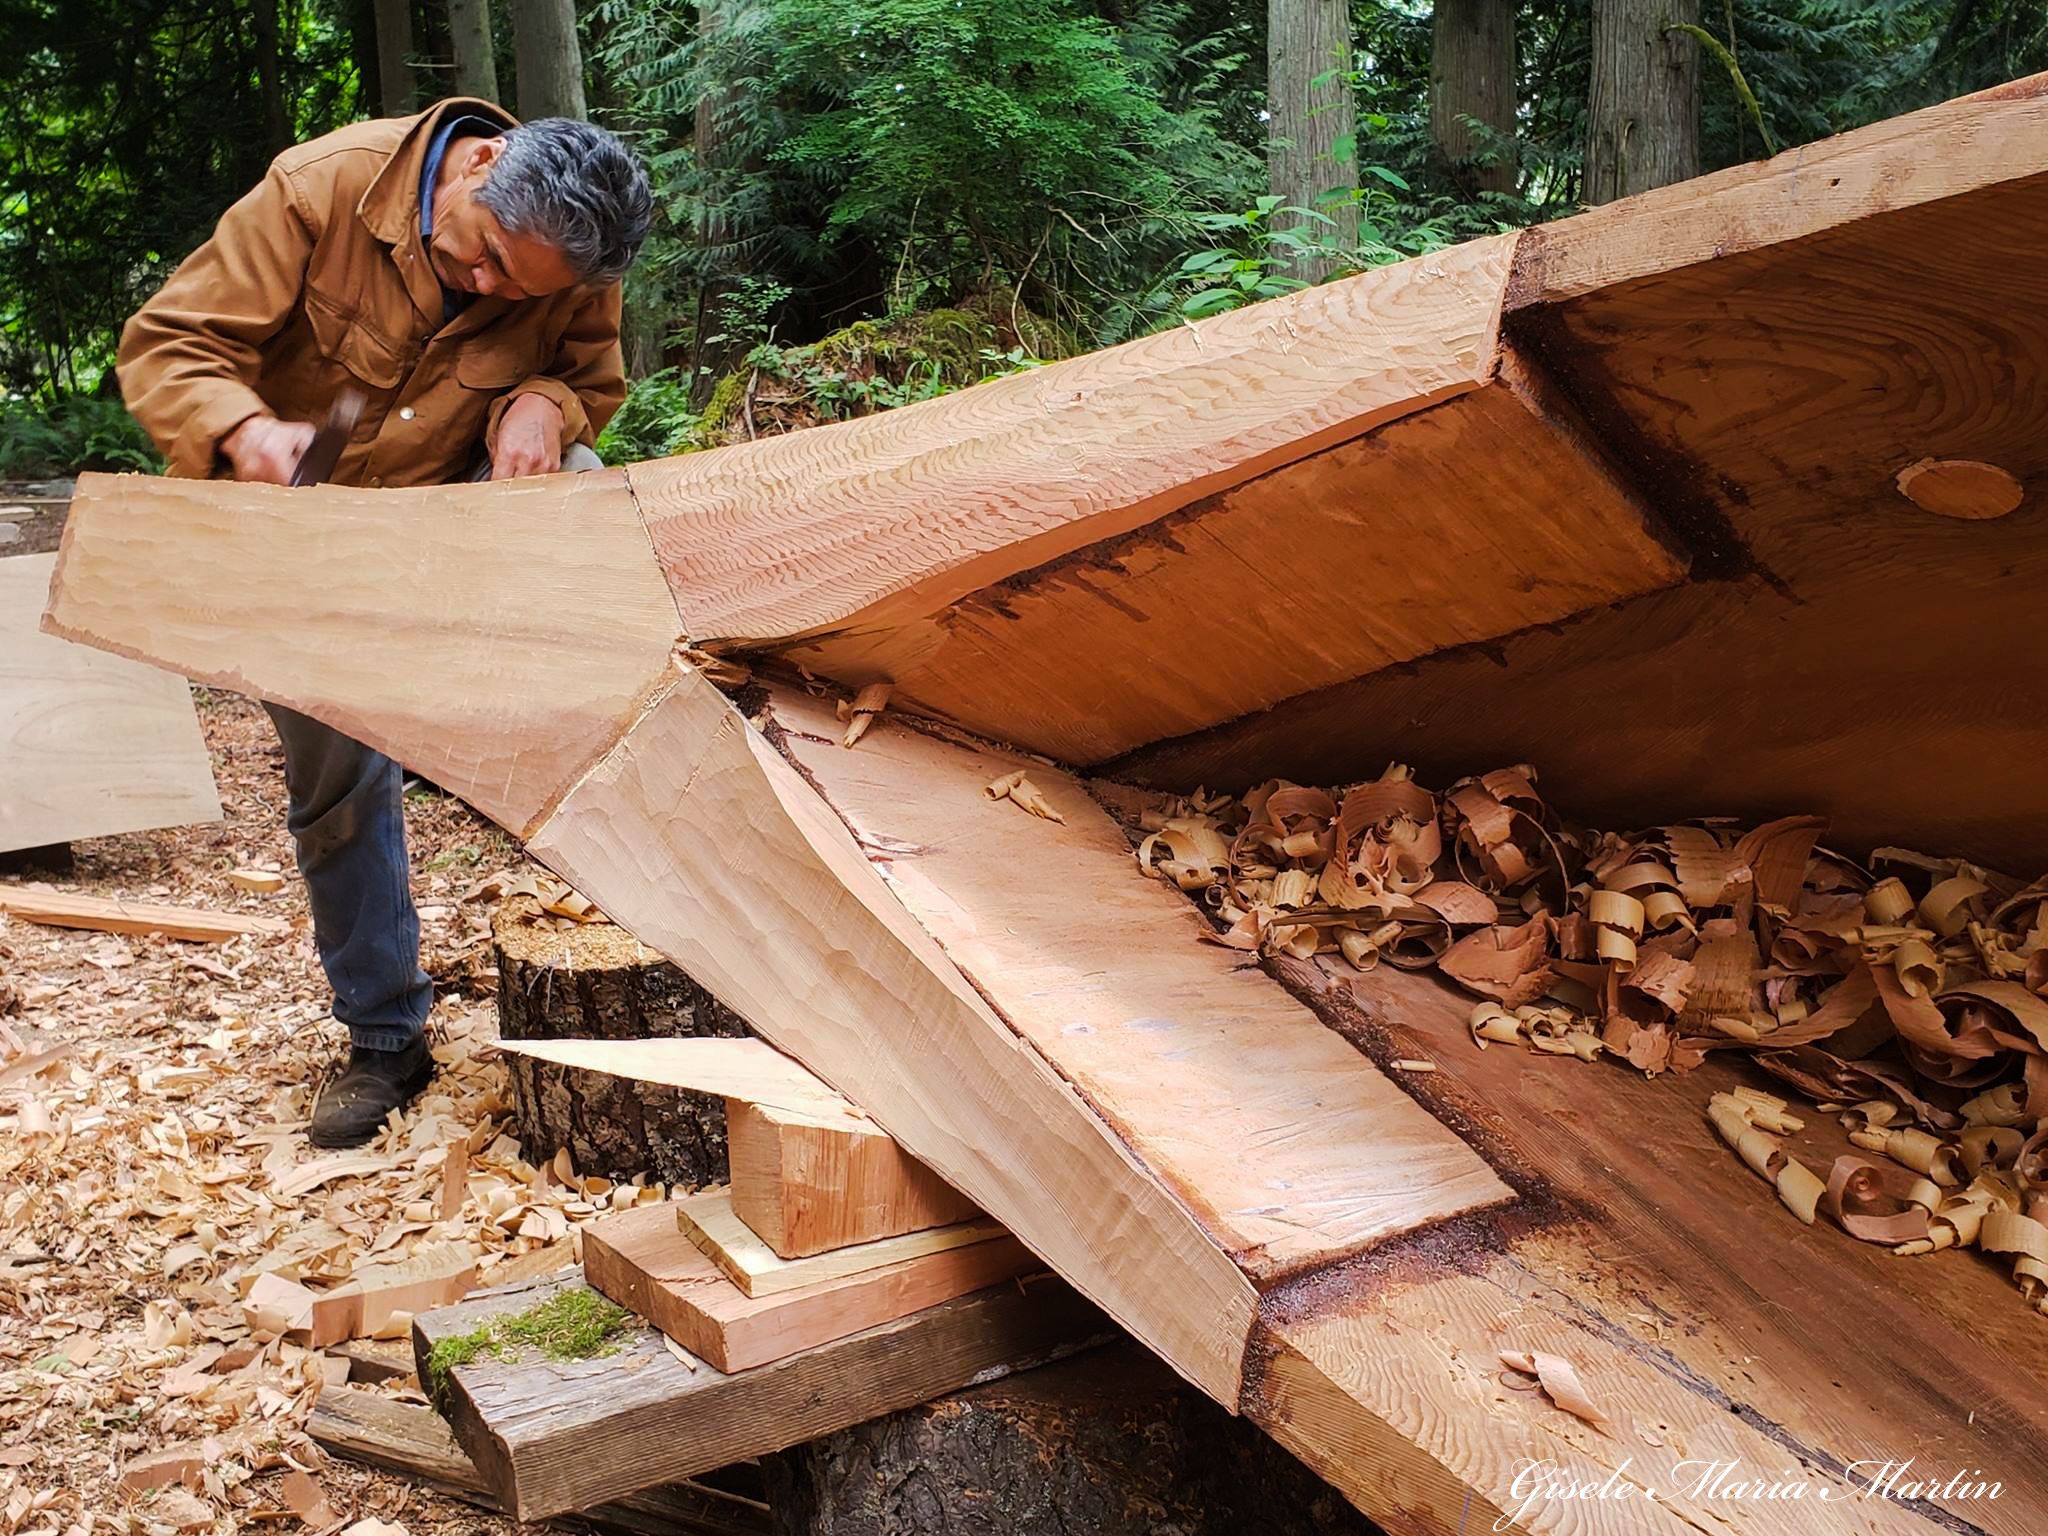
[498, 1035, 1027, 1371]
[45, 76, 2048, 1534]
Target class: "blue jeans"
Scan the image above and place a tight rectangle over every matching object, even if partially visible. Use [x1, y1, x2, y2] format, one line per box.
[270, 443, 605, 1051]
[264, 701, 431, 1051]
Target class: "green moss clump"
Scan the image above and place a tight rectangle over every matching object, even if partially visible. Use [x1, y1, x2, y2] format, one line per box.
[496, 1288, 630, 1360]
[425, 1289, 631, 1407]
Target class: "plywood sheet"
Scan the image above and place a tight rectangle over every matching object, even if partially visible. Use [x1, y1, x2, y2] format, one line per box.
[1, 553, 218, 851]
[44, 472, 681, 836]
[770, 687, 1512, 1282]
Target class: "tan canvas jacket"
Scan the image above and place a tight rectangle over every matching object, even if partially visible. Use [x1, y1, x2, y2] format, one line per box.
[117, 98, 625, 487]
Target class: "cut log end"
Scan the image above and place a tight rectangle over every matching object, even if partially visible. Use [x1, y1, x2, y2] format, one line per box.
[493, 895, 752, 1188]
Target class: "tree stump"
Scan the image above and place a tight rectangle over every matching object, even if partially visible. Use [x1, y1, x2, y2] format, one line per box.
[763, 1347, 1379, 1536]
[493, 895, 751, 1187]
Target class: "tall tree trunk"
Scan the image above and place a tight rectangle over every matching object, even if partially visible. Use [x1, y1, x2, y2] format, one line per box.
[512, 0, 587, 120]
[449, 0, 499, 100]
[251, 2, 290, 153]
[1431, 0, 1518, 195]
[350, 0, 384, 115]
[373, 0, 419, 115]
[1266, 0, 1359, 282]
[689, 0, 762, 405]
[1585, 0, 1699, 204]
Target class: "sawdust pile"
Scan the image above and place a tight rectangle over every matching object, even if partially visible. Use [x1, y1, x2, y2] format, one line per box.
[1136, 764, 2048, 1318]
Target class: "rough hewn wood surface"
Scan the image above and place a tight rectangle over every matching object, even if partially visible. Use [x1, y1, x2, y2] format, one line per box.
[765, 1346, 1378, 1536]
[494, 895, 750, 1187]
[1241, 957, 2048, 1536]
[529, 667, 1261, 1404]
[41, 470, 682, 836]
[769, 686, 1511, 1282]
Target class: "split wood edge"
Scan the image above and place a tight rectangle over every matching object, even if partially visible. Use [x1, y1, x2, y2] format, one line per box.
[525, 665, 1258, 1402]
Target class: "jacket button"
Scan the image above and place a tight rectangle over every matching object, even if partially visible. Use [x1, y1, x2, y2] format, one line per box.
[370, 476, 383, 488]
[398, 406, 416, 421]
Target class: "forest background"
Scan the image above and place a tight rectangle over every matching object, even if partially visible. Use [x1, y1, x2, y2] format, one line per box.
[3, 0, 2043, 475]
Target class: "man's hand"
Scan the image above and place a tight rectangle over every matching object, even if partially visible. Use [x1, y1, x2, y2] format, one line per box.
[220, 413, 317, 485]
[491, 393, 566, 479]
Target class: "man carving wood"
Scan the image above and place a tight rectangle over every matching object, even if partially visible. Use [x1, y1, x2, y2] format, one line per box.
[117, 98, 653, 1147]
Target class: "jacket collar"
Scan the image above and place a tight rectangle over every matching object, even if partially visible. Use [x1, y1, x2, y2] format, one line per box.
[356, 96, 519, 247]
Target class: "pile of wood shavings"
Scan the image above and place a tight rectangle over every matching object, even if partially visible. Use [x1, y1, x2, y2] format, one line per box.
[1134, 763, 2048, 1319]
[0, 691, 671, 1536]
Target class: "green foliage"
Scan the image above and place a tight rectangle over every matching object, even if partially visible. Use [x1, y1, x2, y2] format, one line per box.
[595, 367, 702, 461]
[641, 305, 1060, 452]
[594, 0, 1259, 349]
[0, 391, 159, 476]
[0, 1, 361, 396]
[1163, 172, 1477, 321]
[1171, 198, 1319, 320]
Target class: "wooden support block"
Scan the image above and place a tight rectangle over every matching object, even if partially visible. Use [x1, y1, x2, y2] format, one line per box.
[308, 1383, 771, 1534]
[728, 1097, 979, 1259]
[677, 1186, 1002, 1297]
[412, 1265, 1110, 1520]
[0, 887, 285, 943]
[586, 1202, 1039, 1371]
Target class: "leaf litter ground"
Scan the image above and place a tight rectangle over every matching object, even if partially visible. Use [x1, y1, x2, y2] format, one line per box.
[0, 689, 687, 1536]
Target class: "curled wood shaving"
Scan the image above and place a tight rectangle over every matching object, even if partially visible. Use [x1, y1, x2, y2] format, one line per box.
[1708, 1090, 1823, 1223]
[1825, 1155, 1933, 1245]
[1980, 1203, 2048, 1313]
[461, 868, 607, 925]
[984, 769, 1065, 823]
[1137, 761, 2048, 1322]
[1497, 1349, 1610, 1430]
[837, 681, 894, 748]
[676, 644, 753, 688]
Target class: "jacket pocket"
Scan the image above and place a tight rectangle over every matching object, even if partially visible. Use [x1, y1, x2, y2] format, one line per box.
[455, 336, 541, 390]
[304, 288, 410, 390]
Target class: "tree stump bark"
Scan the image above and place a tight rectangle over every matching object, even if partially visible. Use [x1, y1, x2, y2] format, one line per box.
[494, 895, 751, 1188]
[763, 1347, 1379, 1536]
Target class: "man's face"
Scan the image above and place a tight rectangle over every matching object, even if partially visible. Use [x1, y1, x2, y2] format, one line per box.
[428, 139, 582, 302]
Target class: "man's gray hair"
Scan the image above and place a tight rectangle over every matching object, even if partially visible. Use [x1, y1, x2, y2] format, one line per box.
[476, 119, 653, 286]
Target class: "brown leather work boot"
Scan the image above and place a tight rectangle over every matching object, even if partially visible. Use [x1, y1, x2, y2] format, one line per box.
[309, 1037, 433, 1148]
